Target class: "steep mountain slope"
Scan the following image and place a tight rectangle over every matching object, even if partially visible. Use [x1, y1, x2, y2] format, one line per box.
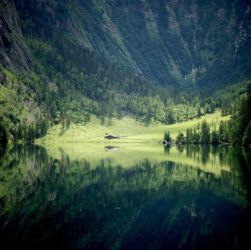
[0, 0, 47, 141]
[0, 0, 251, 142]
[14, 0, 251, 88]
[0, 0, 31, 71]
[108, 0, 251, 88]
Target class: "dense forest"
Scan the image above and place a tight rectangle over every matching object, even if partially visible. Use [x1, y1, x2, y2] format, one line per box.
[0, 0, 251, 146]
[164, 82, 251, 146]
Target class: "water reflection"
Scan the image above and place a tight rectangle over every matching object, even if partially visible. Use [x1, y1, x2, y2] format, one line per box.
[104, 145, 120, 152]
[0, 145, 251, 249]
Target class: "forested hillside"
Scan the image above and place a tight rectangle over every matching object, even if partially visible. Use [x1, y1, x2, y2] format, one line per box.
[0, 0, 251, 143]
[15, 0, 251, 87]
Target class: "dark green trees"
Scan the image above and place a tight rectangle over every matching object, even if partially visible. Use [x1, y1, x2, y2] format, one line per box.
[176, 132, 185, 145]
[169, 85, 251, 147]
[174, 83, 251, 147]
[176, 121, 210, 145]
[201, 121, 210, 144]
[211, 131, 219, 145]
[229, 86, 251, 146]
[9, 118, 49, 143]
[218, 121, 229, 143]
[0, 123, 8, 148]
[242, 121, 251, 146]
[163, 131, 172, 143]
[168, 121, 222, 145]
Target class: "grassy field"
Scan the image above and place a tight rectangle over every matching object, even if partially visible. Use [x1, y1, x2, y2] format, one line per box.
[37, 111, 230, 145]
[36, 112, 231, 176]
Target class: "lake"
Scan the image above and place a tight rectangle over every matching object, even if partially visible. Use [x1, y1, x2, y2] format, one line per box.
[0, 144, 251, 249]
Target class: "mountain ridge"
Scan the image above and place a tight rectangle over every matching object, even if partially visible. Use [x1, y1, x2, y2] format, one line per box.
[0, 0, 251, 142]
[2, 0, 251, 88]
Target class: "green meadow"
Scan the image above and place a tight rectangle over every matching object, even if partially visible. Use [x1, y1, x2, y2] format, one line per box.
[36, 111, 231, 176]
[37, 111, 230, 145]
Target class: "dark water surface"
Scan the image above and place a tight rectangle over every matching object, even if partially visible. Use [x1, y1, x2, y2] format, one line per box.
[0, 145, 251, 250]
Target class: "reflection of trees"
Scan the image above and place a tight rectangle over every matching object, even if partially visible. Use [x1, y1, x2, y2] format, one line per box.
[182, 145, 242, 169]
[0, 146, 250, 249]
[176, 144, 185, 153]
[201, 145, 210, 164]
[232, 149, 251, 203]
[163, 145, 171, 155]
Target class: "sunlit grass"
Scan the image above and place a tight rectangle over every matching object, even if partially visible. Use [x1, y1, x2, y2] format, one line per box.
[37, 111, 230, 145]
[37, 111, 231, 176]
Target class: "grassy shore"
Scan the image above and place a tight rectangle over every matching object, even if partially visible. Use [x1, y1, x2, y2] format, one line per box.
[37, 111, 230, 145]
[36, 112, 231, 175]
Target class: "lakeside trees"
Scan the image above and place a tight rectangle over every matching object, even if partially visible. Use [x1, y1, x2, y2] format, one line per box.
[229, 84, 251, 146]
[162, 83, 251, 147]
[11, 118, 49, 143]
[163, 131, 172, 143]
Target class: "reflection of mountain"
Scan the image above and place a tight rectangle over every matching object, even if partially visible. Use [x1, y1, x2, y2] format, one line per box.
[0, 146, 250, 249]
[122, 191, 251, 250]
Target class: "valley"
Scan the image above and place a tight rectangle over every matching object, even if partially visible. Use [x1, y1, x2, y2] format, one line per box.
[0, 1, 251, 249]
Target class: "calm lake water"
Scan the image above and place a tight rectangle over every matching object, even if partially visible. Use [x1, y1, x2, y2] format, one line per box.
[0, 144, 251, 250]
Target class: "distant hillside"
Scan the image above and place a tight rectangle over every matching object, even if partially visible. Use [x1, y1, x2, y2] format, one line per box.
[0, 0, 251, 142]
[14, 0, 251, 88]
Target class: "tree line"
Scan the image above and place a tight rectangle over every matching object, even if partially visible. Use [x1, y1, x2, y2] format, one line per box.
[10, 118, 49, 143]
[164, 83, 251, 147]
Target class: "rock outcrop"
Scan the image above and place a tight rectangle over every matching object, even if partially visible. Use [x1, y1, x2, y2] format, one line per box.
[0, 0, 31, 71]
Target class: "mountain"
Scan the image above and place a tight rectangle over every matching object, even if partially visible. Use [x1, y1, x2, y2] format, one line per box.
[14, 0, 251, 88]
[0, 0, 251, 141]
[0, 0, 31, 71]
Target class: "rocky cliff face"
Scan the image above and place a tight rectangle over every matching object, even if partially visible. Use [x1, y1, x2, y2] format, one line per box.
[0, 0, 31, 71]
[114, 0, 251, 88]
[2, 0, 251, 89]
[16, 0, 251, 89]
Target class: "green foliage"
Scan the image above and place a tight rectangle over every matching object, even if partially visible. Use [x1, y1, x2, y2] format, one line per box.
[176, 132, 185, 145]
[163, 131, 172, 143]
[242, 121, 251, 147]
[12, 0, 235, 128]
[1, 0, 251, 144]
[38, 112, 228, 145]
[174, 84, 251, 147]
[229, 84, 251, 146]
[216, 81, 250, 116]
[218, 121, 230, 143]
[172, 120, 222, 145]
[186, 128, 193, 143]
[211, 131, 220, 145]
[0, 122, 8, 148]
[201, 121, 211, 144]
[192, 131, 201, 144]
[11, 118, 49, 143]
